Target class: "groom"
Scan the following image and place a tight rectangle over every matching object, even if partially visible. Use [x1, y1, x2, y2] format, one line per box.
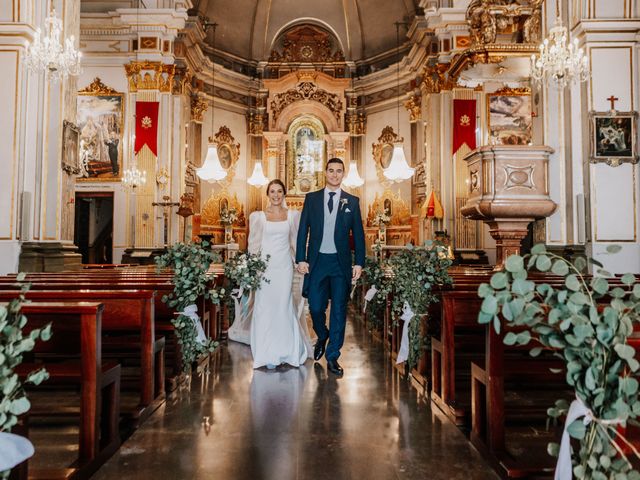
[296, 158, 365, 376]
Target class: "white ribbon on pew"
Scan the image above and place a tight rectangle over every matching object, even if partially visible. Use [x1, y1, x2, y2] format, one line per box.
[0, 432, 34, 472]
[179, 304, 207, 345]
[363, 285, 378, 313]
[396, 301, 414, 365]
[231, 287, 245, 324]
[555, 396, 625, 480]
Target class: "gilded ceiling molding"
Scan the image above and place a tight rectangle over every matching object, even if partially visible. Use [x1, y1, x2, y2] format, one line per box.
[420, 63, 455, 94]
[124, 61, 176, 92]
[79, 77, 119, 95]
[447, 44, 538, 81]
[346, 112, 366, 136]
[268, 24, 345, 63]
[466, 0, 542, 47]
[172, 66, 193, 95]
[270, 81, 343, 125]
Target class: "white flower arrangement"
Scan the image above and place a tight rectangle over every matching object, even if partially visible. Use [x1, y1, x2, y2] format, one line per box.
[371, 208, 391, 227]
[220, 207, 238, 226]
[224, 252, 270, 292]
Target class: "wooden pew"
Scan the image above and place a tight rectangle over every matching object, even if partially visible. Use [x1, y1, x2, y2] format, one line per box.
[13, 302, 121, 478]
[0, 290, 164, 418]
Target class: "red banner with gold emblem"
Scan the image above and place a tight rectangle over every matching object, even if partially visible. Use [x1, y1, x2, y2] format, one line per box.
[452, 99, 476, 153]
[134, 101, 159, 156]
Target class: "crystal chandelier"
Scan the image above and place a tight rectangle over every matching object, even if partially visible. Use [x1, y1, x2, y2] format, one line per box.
[24, 8, 81, 80]
[342, 161, 364, 188]
[247, 161, 269, 186]
[530, 16, 589, 89]
[383, 23, 414, 182]
[196, 22, 227, 183]
[122, 164, 147, 190]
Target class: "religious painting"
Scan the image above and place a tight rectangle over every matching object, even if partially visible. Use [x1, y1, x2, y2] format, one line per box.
[589, 111, 638, 166]
[287, 116, 326, 195]
[218, 144, 232, 170]
[210, 126, 240, 188]
[61, 120, 80, 175]
[487, 88, 532, 146]
[77, 78, 124, 182]
[372, 126, 401, 185]
[380, 143, 393, 169]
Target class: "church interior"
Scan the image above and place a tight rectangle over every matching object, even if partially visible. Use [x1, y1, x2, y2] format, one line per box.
[1, 0, 640, 479]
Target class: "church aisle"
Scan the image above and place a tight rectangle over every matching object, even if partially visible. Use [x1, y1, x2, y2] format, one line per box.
[92, 321, 499, 480]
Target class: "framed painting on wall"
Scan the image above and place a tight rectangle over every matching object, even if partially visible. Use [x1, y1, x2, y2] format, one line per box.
[487, 87, 532, 146]
[77, 78, 125, 181]
[589, 111, 638, 166]
[61, 120, 80, 175]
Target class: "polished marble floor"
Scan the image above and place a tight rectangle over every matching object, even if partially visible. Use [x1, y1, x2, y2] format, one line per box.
[93, 321, 499, 480]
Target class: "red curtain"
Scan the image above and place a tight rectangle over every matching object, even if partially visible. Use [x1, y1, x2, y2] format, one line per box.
[134, 101, 160, 156]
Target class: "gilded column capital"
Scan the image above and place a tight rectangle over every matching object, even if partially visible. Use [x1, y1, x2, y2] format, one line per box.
[124, 61, 176, 92]
[190, 95, 208, 123]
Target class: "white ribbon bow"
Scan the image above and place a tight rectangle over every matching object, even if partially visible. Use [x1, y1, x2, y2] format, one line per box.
[555, 396, 625, 480]
[0, 432, 34, 471]
[396, 301, 414, 365]
[231, 287, 245, 329]
[363, 285, 378, 313]
[178, 304, 207, 345]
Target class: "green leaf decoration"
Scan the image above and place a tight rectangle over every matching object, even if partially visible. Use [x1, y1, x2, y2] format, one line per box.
[565, 274, 581, 292]
[531, 244, 547, 255]
[615, 343, 635, 361]
[552, 260, 570, 276]
[536, 255, 552, 272]
[481, 296, 498, 315]
[574, 256, 588, 272]
[591, 277, 610, 295]
[606, 245, 623, 254]
[490, 272, 508, 290]
[567, 419, 587, 439]
[621, 273, 636, 285]
[505, 255, 524, 273]
[478, 283, 494, 298]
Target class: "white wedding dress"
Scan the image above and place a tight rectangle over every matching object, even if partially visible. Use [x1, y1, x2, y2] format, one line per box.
[229, 210, 312, 369]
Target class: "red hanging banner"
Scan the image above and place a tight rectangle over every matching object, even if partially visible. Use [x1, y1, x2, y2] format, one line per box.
[134, 101, 159, 156]
[452, 99, 477, 153]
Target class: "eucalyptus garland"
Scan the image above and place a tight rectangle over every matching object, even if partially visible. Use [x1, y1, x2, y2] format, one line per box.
[361, 256, 393, 330]
[477, 244, 640, 479]
[0, 280, 50, 479]
[388, 242, 453, 370]
[155, 241, 223, 371]
[223, 252, 270, 292]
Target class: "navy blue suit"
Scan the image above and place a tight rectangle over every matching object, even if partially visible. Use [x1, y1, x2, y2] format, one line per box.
[296, 189, 365, 361]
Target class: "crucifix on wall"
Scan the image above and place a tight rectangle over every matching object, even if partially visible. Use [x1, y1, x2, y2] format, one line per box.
[607, 95, 619, 112]
[152, 195, 180, 247]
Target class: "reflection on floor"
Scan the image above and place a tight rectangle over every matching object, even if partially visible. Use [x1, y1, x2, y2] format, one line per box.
[92, 321, 499, 480]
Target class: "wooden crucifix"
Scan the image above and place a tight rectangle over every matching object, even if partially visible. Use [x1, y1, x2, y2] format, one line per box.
[152, 195, 180, 247]
[607, 95, 619, 111]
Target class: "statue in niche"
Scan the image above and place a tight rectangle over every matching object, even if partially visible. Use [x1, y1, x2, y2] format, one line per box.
[295, 127, 317, 174]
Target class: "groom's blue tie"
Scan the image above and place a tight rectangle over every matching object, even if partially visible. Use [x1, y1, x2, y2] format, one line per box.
[327, 191, 336, 213]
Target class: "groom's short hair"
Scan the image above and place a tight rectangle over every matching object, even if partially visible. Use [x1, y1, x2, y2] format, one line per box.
[325, 158, 344, 170]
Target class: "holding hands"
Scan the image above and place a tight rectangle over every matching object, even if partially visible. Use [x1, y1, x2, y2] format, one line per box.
[296, 262, 309, 275]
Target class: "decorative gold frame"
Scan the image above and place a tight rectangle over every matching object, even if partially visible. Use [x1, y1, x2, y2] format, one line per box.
[201, 190, 246, 227]
[486, 86, 532, 146]
[77, 78, 125, 182]
[589, 111, 638, 166]
[286, 116, 326, 195]
[210, 126, 240, 189]
[366, 188, 411, 227]
[372, 126, 402, 185]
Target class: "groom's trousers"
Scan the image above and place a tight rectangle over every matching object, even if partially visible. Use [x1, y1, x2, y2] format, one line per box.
[307, 253, 349, 361]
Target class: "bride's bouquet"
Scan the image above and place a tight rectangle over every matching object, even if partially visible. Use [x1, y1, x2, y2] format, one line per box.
[224, 252, 270, 293]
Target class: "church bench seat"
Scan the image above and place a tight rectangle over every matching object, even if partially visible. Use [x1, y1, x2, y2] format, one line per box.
[0, 289, 164, 417]
[10, 302, 121, 478]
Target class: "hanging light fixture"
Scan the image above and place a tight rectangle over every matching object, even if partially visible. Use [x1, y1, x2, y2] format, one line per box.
[122, 0, 149, 190]
[383, 22, 414, 182]
[247, 161, 269, 186]
[343, 78, 365, 188]
[530, 2, 588, 89]
[24, 7, 82, 80]
[197, 22, 227, 182]
[343, 161, 364, 187]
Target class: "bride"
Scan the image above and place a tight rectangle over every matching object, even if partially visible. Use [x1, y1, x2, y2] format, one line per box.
[228, 179, 312, 369]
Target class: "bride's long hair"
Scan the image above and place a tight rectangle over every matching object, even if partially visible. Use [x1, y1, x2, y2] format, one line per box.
[266, 179, 287, 208]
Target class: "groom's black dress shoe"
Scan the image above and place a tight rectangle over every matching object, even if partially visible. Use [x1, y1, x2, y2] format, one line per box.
[327, 359, 344, 376]
[314, 338, 328, 361]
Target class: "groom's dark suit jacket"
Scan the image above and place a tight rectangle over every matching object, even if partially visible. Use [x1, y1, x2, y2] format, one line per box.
[296, 189, 366, 298]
